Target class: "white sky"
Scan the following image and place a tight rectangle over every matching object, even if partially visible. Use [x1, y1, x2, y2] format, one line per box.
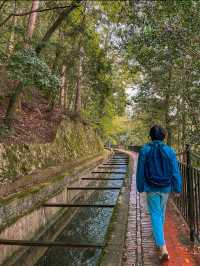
[126, 85, 138, 98]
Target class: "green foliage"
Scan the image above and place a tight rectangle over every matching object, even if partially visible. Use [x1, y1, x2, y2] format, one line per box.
[125, 1, 200, 149]
[99, 98, 115, 136]
[7, 48, 59, 98]
[0, 125, 14, 138]
[0, 44, 7, 63]
[1, 0, 198, 152]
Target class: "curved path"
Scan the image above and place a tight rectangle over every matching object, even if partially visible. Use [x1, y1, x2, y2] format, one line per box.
[122, 152, 199, 266]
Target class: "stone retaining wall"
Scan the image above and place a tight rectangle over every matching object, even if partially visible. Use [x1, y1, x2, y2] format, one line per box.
[0, 120, 103, 184]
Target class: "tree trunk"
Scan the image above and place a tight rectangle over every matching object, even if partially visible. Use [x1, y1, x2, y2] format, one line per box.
[27, 0, 40, 41]
[64, 81, 68, 111]
[6, 0, 17, 56]
[62, 67, 68, 111]
[74, 47, 84, 114]
[177, 99, 181, 152]
[19, 0, 40, 110]
[52, 47, 61, 73]
[181, 97, 186, 149]
[5, 0, 40, 127]
[165, 68, 172, 146]
[60, 64, 67, 108]
[165, 93, 172, 145]
[4, 82, 24, 128]
[35, 0, 82, 55]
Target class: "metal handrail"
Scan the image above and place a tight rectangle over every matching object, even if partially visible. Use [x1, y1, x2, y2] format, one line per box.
[173, 146, 200, 243]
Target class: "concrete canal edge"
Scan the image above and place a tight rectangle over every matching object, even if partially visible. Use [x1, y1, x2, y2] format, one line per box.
[0, 151, 110, 231]
[99, 150, 134, 266]
[0, 150, 112, 265]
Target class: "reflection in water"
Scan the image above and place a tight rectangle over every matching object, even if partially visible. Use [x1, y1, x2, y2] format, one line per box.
[35, 165, 126, 266]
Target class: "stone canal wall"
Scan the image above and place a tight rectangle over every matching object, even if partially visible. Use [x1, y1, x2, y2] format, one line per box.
[0, 120, 110, 265]
[0, 120, 103, 184]
[0, 154, 110, 265]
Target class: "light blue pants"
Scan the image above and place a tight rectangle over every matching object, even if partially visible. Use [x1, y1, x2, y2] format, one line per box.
[146, 192, 169, 247]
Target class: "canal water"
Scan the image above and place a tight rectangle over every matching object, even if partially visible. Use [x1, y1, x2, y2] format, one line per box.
[34, 158, 128, 266]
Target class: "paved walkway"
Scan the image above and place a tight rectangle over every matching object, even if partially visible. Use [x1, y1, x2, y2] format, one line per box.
[122, 152, 199, 266]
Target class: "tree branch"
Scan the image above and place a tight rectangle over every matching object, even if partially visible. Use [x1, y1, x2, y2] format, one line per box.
[0, 0, 8, 11]
[36, 0, 83, 55]
[0, 4, 73, 27]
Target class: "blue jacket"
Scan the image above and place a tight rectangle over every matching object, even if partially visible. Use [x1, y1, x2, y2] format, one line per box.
[136, 140, 182, 193]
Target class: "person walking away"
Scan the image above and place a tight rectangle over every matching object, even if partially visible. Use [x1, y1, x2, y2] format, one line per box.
[136, 125, 182, 261]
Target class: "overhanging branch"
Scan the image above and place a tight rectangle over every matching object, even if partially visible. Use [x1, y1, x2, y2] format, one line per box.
[0, 0, 8, 11]
[0, 4, 72, 27]
[35, 0, 83, 55]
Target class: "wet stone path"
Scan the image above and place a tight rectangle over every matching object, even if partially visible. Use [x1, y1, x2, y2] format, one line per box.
[122, 152, 199, 266]
[122, 153, 159, 266]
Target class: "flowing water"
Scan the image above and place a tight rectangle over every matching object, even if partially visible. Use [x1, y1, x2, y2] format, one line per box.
[34, 157, 128, 266]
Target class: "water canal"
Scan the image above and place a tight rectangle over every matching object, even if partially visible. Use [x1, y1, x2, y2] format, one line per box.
[4, 153, 129, 266]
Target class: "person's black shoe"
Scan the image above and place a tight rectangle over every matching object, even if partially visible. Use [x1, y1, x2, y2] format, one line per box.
[159, 253, 170, 261]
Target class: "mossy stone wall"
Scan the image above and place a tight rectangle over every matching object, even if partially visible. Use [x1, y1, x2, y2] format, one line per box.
[0, 121, 103, 184]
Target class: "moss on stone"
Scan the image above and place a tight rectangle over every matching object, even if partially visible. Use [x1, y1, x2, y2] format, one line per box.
[0, 194, 17, 205]
[0, 121, 103, 184]
[15, 184, 47, 199]
[0, 184, 49, 205]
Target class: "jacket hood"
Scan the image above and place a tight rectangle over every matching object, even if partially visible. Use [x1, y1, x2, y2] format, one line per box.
[148, 140, 164, 146]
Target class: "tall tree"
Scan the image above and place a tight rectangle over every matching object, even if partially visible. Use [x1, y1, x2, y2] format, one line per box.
[3, 0, 82, 128]
[125, 0, 200, 149]
[35, 0, 83, 54]
[74, 46, 84, 114]
[27, 0, 40, 41]
[6, 0, 17, 56]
